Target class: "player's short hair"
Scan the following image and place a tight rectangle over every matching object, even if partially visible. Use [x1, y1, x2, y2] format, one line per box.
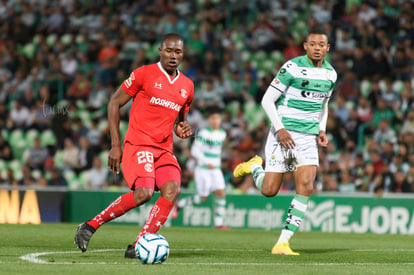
[161, 33, 183, 46]
[307, 27, 329, 40]
[205, 106, 222, 117]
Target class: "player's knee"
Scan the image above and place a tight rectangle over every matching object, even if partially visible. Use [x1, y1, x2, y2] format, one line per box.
[303, 184, 314, 196]
[133, 188, 154, 204]
[261, 185, 278, 197]
[296, 182, 314, 196]
[160, 181, 181, 201]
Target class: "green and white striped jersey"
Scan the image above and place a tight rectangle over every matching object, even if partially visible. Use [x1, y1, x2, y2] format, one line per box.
[270, 55, 337, 135]
[191, 127, 226, 169]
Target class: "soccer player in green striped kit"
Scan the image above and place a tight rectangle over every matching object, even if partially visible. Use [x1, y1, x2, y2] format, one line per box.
[234, 28, 337, 255]
[173, 107, 230, 229]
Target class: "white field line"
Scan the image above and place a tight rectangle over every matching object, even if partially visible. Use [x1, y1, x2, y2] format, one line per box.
[19, 248, 414, 265]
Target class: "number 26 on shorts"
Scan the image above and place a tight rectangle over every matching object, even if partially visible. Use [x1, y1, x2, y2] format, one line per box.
[137, 151, 154, 164]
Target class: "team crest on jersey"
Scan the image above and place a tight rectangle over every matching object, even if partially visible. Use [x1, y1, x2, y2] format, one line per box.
[144, 163, 153, 172]
[154, 82, 163, 89]
[325, 69, 330, 79]
[273, 78, 280, 85]
[179, 89, 188, 99]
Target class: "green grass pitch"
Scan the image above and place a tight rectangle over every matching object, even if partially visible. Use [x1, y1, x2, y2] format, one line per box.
[1, 223, 413, 275]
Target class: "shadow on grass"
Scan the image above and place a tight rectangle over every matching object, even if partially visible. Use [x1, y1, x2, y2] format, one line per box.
[299, 248, 350, 254]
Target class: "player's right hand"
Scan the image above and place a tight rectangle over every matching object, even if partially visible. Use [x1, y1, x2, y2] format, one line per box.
[175, 121, 192, 139]
[278, 128, 295, 149]
[108, 145, 123, 174]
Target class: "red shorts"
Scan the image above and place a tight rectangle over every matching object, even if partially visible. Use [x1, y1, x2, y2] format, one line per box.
[122, 142, 181, 190]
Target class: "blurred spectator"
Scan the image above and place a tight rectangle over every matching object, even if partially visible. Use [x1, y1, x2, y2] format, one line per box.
[25, 137, 49, 171]
[392, 45, 411, 81]
[344, 108, 361, 146]
[4, 69, 32, 96]
[0, 134, 13, 160]
[400, 109, 414, 135]
[369, 173, 384, 196]
[0, 102, 9, 129]
[4, 168, 19, 186]
[339, 171, 356, 192]
[77, 136, 95, 173]
[196, 78, 224, 111]
[86, 156, 108, 189]
[380, 78, 399, 107]
[311, 0, 332, 25]
[358, 2, 377, 24]
[20, 87, 36, 109]
[86, 81, 109, 111]
[71, 117, 89, 140]
[106, 171, 126, 190]
[396, 84, 413, 116]
[51, 114, 72, 150]
[248, 12, 282, 52]
[352, 48, 375, 81]
[373, 119, 397, 145]
[390, 170, 412, 193]
[371, 50, 391, 79]
[86, 118, 102, 152]
[48, 168, 68, 187]
[18, 164, 36, 186]
[67, 71, 92, 102]
[197, 50, 220, 80]
[381, 161, 394, 193]
[10, 99, 31, 129]
[31, 99, 53, 130]
[332, 95, 349, 124]
[160, 12, 189, 41]
[62, 137, 79, 171]
[323, 174, 339, 192]
[61, 51, 78, 80]
[283, 36, 302, 61]
[97, 36, 119, 86]
[372, 98, 395, 126]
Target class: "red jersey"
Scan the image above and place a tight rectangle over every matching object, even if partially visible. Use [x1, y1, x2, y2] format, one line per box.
[121, 62, 194, 152]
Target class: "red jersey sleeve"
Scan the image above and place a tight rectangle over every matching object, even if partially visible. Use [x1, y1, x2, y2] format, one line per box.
[181, 82, 194, 113]
[121, 66, 146, 97]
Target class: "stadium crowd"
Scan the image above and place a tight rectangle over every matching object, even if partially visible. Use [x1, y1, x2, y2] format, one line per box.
[0, 0, 413, 195]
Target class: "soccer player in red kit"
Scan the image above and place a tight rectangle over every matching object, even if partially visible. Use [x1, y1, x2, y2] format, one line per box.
[74, 33, 194, 258]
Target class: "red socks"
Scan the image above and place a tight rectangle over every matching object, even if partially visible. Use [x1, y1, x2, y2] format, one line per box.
[87, 192, 137, 230]
[86, 193, 174, 244]
[136, 196, 174, 242]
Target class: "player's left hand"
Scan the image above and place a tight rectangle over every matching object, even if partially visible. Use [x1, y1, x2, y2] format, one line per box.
[318, 131, 328, 147]
[175, 121, 192, 139]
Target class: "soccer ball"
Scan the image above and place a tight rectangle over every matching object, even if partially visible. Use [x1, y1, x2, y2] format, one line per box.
[135, 233, 170, 264]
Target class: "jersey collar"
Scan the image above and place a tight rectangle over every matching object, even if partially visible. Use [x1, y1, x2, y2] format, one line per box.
[157, 62, 180, 84]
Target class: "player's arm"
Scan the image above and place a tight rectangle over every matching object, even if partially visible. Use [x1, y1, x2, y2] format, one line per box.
[261, 72, 295, 149]
[261, 87, 284, 132]
[174, 110, 192, 139]
[107, 86, 132, 174]
[318, 96, 330, 147]
[190, 135, 206, 164]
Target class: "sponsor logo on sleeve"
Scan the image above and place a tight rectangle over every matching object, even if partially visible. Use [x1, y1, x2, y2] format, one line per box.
[124, 72, 135, 88]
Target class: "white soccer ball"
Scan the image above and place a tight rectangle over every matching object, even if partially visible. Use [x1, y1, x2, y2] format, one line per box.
[135, 233, 170, 264]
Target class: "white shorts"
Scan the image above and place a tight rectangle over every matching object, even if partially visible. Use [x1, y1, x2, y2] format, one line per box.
[194, 166, 225, 197]
[264, 129, 319, 173]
